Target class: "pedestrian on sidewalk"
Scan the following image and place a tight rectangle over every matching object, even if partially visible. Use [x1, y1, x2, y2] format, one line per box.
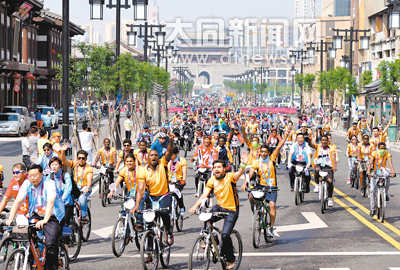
[35, 109, 42, 128]
[29, 126, 39, 164]
[79, 123, 98, 164]
[124, 114, 133, 140]
[42, 111, 54, 138]
[21, 130, 31, 168]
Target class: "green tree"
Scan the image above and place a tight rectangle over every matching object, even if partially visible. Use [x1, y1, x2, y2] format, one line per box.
[378, 59, 400, 110]
[361, 70, 373, 88]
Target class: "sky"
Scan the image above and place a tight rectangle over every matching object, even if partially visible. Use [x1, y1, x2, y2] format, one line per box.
[44, 0, 322, 30]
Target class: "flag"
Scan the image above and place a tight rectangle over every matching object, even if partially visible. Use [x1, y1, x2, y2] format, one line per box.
[205, 95, 209, 101]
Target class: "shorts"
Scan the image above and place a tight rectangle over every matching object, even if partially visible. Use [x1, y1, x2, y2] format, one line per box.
[315, 165, 334, 179]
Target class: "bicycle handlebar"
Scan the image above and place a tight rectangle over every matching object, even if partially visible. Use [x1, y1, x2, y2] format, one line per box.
[135, 207, 170, 213]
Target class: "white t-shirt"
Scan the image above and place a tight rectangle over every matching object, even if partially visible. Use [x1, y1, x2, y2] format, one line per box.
[21, 137, 30, 156]
[79, 131, 95, 152]
[289, 142, 312, 163]
[17, 179, 57, 217]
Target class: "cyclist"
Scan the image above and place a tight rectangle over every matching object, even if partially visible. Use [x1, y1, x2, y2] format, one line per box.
[367, 142, 396, 216]
[189, 152, 249, 270]
[36, 143, 59, 176]
[193, 126, 203, 147]
[246, 116, 258, 136]
[190, 134, 217, 197]
[378, 122, 391, 146]
[310, 135, 337, 205]
[296, 123, 313, 144]
[49, 157, 74, 224]
[216, 137, 233, 171]
[0, 163, 29, 224]
[260, 115, 271, 142]
[115, 139, 134, 173]
[7, 164, 65, 270]
[314, 125, 323, 144]
[267, 127, 282, 170]
[242, 125, 261, 166]
[50, 132, 62, 156]
[241, 130, 290, 237]
[347, 122, 361, 142]
[151, 132, 170, 158]
[220, 115, 231, 134]
[322, 118, 332, 134]
[179, 117, 194, 150]
[131, 133, 176, 246]
[108, 153, 136, 199]
[93, 138, 117, 192]
[288, 133, 313, 192]
[135, 140, 150, 167]
[228, 125, 245, 161]
[168, 146, 187, 215]
[162, 118, 172, 133]
[61, 143, 93, 221]
[136, 124, 153, 147]
[346, 135, 359, 185]
[210, 119, 220, 135]
[357, 134, 375, 193]
[370, 127, 382, 148]
[358, 116, 370, 135]
[202, 116, 212, 135]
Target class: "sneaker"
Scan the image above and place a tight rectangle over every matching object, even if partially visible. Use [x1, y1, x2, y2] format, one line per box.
[347, 179, 351, 185]
[135, 223, 144, 232]
[386, 195, 390, 201]
[195, 193, 198, 198]
[180, 208, 186, 216]
[226, 261, 237, 270]
[168, 233, 174, 245]
[277, 165, 281, 170]
[314, 185, 319, 193]
[267, 228, 274, 238]
[144, 255, 153, 264]
[82, 216, 90, 222]
[290, 188, 294, 192]
[328, 198, 333, 207]
[370, 210, 374, 217]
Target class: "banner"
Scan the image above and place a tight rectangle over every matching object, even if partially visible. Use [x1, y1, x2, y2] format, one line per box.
[168, 107, 297, 114]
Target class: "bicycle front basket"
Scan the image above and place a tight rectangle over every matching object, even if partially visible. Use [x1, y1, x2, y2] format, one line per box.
[11, 225, 29, 241]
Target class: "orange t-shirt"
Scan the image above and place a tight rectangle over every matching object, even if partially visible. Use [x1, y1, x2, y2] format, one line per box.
[5, 178, 29, 215]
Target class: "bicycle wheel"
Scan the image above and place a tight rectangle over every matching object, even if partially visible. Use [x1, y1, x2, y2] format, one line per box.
[111, 217, 127, 257]
[351, 168, 356, 188]
[355, 167, 360, 190]
[82, 209, 91, 242]
[160, 230, 170, 268]
[5, 248, 31, 270]
[294, 177, 300, 205]
[300, 179, 305, 202]
[188, 234, 210, 270]
[224, 230, 243, 270]
[0, 238, 12, 262]
[135, 231, 141, 250]
[101, 177, 108, 207]
[58, 244, 69, 270]
[66, 221, 82, 261]
[379, 192, 385, 223]
[252, 210, 262, 248]
[184, 142, 188, 158]
[140, 230, 159, 270]
[175, 204, 183, 232]
[321, 184, 325, 214]
[362, 172, 367, 197]
[263, 209, 271, 244]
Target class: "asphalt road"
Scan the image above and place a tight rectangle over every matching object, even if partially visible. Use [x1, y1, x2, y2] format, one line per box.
[3, 126, 400, 269]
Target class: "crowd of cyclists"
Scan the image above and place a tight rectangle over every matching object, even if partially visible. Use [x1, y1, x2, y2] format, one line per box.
[0, 104, 397, 270]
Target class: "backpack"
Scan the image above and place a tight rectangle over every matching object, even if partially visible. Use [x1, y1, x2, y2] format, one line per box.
[52, 171, 81, 200]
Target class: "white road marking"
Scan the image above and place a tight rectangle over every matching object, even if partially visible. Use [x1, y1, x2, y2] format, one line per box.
[389, 268, 400, 270]
[337, 149, 342, 152]
[320, 269, 350, 270]
[275, 212, 328, 233]
[89, 183, 100, 198]
[78, 251, 400, 259]
[92, 225, 114, 238]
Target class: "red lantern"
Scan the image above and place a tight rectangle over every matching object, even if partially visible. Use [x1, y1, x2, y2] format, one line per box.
[24, 73, 35, 82]
[11, 73, 21, 80]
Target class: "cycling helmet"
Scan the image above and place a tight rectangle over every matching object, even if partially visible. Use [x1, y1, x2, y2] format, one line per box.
[219, 130, 227, 135]
[143, 124, 150, 129]
[301, 123, 307, 127]
[317, 125, 323, 129]
[183, 117, 188, 120]
[196, 126, 202, 131]
[205, 116, 210, 120]
[159, 132, 168, 138]
[271, 127, 277, 132]
[212, 119, 218, 123]
[203, 134, 212, 139]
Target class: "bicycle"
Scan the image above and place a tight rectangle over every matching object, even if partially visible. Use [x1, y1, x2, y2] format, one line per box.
[318, 169, 333, 214]
[5, 220, 69, 270]
[183, 134, 192, 158]
[370, 169, 396, 223]
[188, 208, 243, 270]
[281, 141, 292, 170]
[169, 184, 186, 232]
[360, 159, 370, 197]
[111, 195, 141, 257]
[195, 167, 212, 199]
[73, 195, 92, 242]
[231, 146, 241, 172]
[293, 165, 309, 205]
[99, 165, 114, 207]
[138, 206, 171, 270]
[247, 187, 277, 248]
[64, 220, 82, 261]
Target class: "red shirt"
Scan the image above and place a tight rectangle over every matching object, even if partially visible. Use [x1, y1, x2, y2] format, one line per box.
[5, 178, 29, 215]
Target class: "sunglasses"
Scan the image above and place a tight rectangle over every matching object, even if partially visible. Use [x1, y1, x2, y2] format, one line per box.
[13, 170, 25, 175]
[124, 144, 131, 147]
[44, 149, 51, 152]
[78, 157, 86, 160]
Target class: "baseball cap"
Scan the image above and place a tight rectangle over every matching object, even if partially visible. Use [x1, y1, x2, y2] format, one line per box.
[301, 123, 307, 127]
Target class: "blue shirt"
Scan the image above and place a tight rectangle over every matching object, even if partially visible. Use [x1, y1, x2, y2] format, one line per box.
[42, 115, 53, 128]
[35, 112, 41, 121]
[221, 122, 230, 134]
[150, 139, 169, 157]
[52, 170, 73, 206]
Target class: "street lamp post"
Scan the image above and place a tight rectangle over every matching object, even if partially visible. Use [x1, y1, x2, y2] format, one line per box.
[290, 49, 307, 113]
[332, 27, 370, 125]
[307, 40, 335, 107]
[253, 67, 269, 107]
[290, 66, 296, 107]
[62, 0, 70, 141]
[173, 66, 190, 98]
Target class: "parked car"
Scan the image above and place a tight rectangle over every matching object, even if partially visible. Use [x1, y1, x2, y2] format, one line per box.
[0, 113, 24, 136]
[2, 106, 31, 130]
[57, 107, 81, 124]
[77, 107, 87, 122]
[34, 106, 59, 129]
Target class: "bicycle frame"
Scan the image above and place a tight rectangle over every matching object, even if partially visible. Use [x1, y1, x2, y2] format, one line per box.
[375, 176, 387, 209]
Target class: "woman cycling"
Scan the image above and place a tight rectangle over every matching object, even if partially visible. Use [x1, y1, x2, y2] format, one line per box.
[346, 135, 359, 185]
